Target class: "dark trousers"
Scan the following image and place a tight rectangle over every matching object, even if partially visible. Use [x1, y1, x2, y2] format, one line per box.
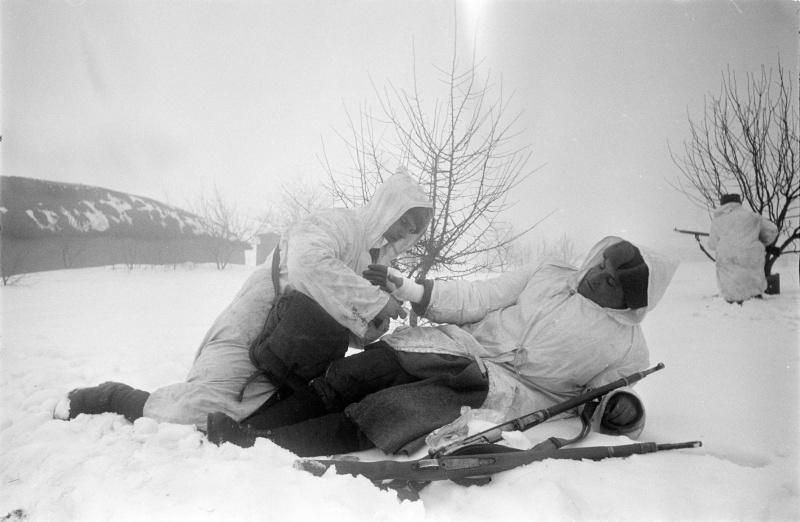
[310, 341, 419, 410]
[339, 346, 489, 454]
[245, 342, 489, 455]
[248, 290, 350, 391]
[242, 341, 410, 429]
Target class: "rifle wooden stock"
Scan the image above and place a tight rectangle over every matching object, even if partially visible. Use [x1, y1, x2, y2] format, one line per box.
[673, 228, 710, 237]
[433, 363, 665, 456]
[296, 441, 702, 483]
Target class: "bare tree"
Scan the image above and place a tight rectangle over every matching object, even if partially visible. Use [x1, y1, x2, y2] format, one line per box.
[321, 37, 543, 283]
[1, 246, 30, 286]
[261, 176, 333, 234]
[57, 235, 87, 269]
[505, 233, 578, 270]
[535, 234, 578, 266]
[192, 185, 266, 270]
[117, 236, 141, 271]
[670, 61, 799, 277]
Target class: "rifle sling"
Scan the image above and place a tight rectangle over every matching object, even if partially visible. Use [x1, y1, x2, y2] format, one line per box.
[237, 244, 283, 402]
[271, 243, 281, 298]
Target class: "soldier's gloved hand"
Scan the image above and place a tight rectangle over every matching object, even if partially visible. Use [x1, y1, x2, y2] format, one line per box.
[363, 297, 406, 344]
[363, 315, 391, 344]
[362, 264, 402, 292]
[601, 394, 640, 429]
[376, 296, 407, 321]
[363, 265, 424, 303]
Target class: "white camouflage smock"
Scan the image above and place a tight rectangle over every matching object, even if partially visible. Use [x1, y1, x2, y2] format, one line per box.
[383, 236, 679, 426]
[143, 171, 432, 428]
[708, 202, 778, 302]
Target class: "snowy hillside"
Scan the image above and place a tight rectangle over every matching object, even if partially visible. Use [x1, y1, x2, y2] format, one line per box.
[1, 257, 798, 521]
[0, 176, 207, 239]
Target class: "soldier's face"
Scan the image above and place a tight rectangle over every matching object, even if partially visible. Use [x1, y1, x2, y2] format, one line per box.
[383, 210, 420, 243]
[577, 252, 626, 309]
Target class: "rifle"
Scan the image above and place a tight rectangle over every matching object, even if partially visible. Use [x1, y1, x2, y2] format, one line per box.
[673, 228, 715, 261]
[295, 362, 700, 500]
[673, 228, 709, 237]
[430, 362, 665, 457]
[295, 440, 702, 500]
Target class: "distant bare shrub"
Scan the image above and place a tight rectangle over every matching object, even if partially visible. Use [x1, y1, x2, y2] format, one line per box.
[190, 185, 267, 270]
[1, 245, 31, 286]
[506, 234, 578, 269]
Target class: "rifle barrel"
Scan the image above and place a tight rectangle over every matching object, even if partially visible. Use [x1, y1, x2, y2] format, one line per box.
[435, 363, 665, 456]
[520, 362, 665, 426]
[656, 441, 702, 451]
[673, 228, 710, 237]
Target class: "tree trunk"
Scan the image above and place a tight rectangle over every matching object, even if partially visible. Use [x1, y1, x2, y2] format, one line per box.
[764, 255, 775, 277]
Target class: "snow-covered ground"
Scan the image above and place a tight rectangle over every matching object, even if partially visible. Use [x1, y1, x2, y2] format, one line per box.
[1, 256, 798, 521]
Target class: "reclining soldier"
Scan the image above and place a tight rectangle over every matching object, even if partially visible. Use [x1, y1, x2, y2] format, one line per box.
[207, 236, 679, 456]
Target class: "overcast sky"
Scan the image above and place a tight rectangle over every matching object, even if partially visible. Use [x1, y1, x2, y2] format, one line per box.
[2, 0, 797, 258]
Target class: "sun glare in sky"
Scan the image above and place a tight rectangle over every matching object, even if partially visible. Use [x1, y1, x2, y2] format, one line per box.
[460, 0, 487, 37]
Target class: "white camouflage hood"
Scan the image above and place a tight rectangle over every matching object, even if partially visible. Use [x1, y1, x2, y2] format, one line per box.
[573, 236, 679, 325]
[357, 168, 433, 262]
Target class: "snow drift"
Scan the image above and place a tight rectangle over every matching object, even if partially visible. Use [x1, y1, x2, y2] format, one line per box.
[1, 258, 797, 521]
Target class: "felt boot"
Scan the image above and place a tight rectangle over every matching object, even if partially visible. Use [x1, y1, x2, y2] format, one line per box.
[206, 411, 260, 448]
[54, 382, 149, 423]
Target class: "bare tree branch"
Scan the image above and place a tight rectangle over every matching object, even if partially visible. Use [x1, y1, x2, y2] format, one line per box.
[320, 33, 546, 285]
[190, 185, 265, 270]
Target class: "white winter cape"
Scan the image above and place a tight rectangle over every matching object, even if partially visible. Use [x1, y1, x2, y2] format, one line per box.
[708, 202, 778, 302]
[383, 236, 679, 431]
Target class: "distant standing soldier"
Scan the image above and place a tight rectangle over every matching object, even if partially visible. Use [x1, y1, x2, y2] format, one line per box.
[708, 194, 778, 304]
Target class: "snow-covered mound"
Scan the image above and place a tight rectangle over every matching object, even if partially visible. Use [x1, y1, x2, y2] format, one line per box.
[0, 176, 208, 239]
[1, 258, 797, 521]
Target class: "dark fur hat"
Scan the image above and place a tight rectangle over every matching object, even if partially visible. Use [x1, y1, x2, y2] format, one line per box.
[720, 193, 741, 205]
[604, 241, 649, 309]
